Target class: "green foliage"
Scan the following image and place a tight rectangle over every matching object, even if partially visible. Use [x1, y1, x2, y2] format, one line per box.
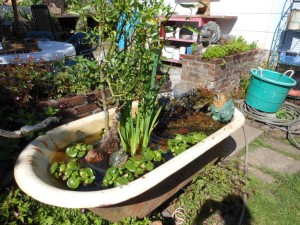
[104, 131, 207, 187]
[65, 143, 93, 158]
[240, 76, 251, 92]
[168, 132, 207, 156]
[118, 100, 162, 157]
[275, 109, 288, 119]
[0, 104, 56, 190]
[202, 44, 228, 59]
[190, 43, 198, 54]
[202, 35, 257, 60]
[18, 0, 44, 6]
[50, 159, 96, 189]
[175, 159, 247, 224]
[0, 62, 54, 103]
[0, 188, 107, 224]
[70, 0, 172, 136]
[0, 186, 154, 224]
[44, 106, 59, 117]
[0, 54, 101, 103]
[49, 142, 95, 189]
[246, 172, 300, 225]
[231, 75, 251, 99]
[102, 148, 164, 187]
[249, 137, 271, 151]
[53, 57, 101, 97]
[118, 53, 164, 156]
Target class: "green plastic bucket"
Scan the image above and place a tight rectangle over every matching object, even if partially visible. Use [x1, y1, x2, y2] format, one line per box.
[245, 68, 297, 113]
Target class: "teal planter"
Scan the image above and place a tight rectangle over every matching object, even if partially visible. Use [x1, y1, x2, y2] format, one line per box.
[245, 68, 297, 113]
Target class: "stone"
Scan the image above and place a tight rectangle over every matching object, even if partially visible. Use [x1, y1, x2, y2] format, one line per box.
[149, 221, 163, 225]
[172, 82, 195, 99]
[248, 147, 300, 174]
[248, 166, 275, 184]
[264, 139, 300, 156]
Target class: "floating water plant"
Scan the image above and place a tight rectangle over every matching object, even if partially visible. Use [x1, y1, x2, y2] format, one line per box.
[50, 159, 96, 189]
[168, 132, 207, 156]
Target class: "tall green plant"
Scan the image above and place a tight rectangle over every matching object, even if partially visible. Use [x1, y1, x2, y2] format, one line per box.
[70, 0, 172, 151]
[118, 53, 164, 156]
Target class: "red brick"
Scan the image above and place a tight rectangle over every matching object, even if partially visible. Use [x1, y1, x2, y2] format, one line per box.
[75, 104, 98, 114]
[190, 61, 200, 67]
[182, 60, 188, 65]
[42, 99, 58, 108]
[188, 71, 200, 78]
[76, 112, 92, 119]
[57, 95, 85, 107]
[88, 90, 102, 99]
[183, 55, 197, 61]
[60, 107, 77, 117]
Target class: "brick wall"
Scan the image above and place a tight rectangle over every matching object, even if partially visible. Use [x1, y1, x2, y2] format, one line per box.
[40, 81, 171, 123]
[181, 49, 265, 94]
[41, 90, 103, 123]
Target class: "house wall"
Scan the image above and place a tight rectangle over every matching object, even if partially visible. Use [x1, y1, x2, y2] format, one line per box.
[164, 0, 286, 50]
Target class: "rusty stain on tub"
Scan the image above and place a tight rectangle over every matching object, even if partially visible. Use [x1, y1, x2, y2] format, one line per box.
[31, 147, 44, 155]
[41, 140, 49, 148]
[26, 156, 39, 167]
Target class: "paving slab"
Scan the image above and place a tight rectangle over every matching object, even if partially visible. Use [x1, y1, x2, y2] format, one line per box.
[264, 138, 300, 156]
[248, 147, 300, 174]
[248, 166, 275, 184]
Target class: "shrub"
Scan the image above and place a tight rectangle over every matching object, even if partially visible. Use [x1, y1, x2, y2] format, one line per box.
[202, 36, 257, 60]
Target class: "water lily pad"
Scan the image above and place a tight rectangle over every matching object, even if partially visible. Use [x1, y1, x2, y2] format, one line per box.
[67, 177, 81, 189]
[66, 146, 78, 158]
[50, 162, 58, 174]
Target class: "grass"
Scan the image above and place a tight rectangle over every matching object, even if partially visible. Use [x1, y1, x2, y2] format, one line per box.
[246, 172, 300, 225]
[248, 137, 272, 151]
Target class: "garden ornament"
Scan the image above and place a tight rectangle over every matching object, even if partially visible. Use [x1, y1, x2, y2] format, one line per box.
[109, 149, 128, 167]
[200, 21, 221, 46]
[208, 94, 234, 123]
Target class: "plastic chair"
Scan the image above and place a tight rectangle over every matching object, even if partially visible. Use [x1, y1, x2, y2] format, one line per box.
[67, 32, 99, 59]
[31, 5, 57, 40]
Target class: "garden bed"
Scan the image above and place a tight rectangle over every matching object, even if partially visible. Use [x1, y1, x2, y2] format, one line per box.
[181, 49, 265, 94]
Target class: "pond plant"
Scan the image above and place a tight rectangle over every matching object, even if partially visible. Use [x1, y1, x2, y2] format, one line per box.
[47, 0, 176, 188]
[44, 1, 231, 190]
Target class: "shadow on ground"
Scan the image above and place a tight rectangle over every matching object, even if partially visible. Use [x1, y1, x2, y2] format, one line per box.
[196, 194, 252, 225]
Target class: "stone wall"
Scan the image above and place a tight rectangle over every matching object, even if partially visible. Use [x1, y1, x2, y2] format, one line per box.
[181, 49, 265, 94]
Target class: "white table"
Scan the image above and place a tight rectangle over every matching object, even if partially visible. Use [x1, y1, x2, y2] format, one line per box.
[0, 41, 76, 64]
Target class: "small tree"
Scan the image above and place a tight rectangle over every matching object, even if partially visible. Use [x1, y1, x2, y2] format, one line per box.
[70, 0, 173, 155]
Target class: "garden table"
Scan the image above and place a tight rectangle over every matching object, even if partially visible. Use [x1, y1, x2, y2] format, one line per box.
[0, 40, 76, 64]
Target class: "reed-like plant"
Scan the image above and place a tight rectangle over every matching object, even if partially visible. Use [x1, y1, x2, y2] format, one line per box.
[118, 53, 165, 156]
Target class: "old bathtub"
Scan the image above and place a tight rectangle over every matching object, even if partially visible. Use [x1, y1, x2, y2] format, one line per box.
[14, 101, 245, 221]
